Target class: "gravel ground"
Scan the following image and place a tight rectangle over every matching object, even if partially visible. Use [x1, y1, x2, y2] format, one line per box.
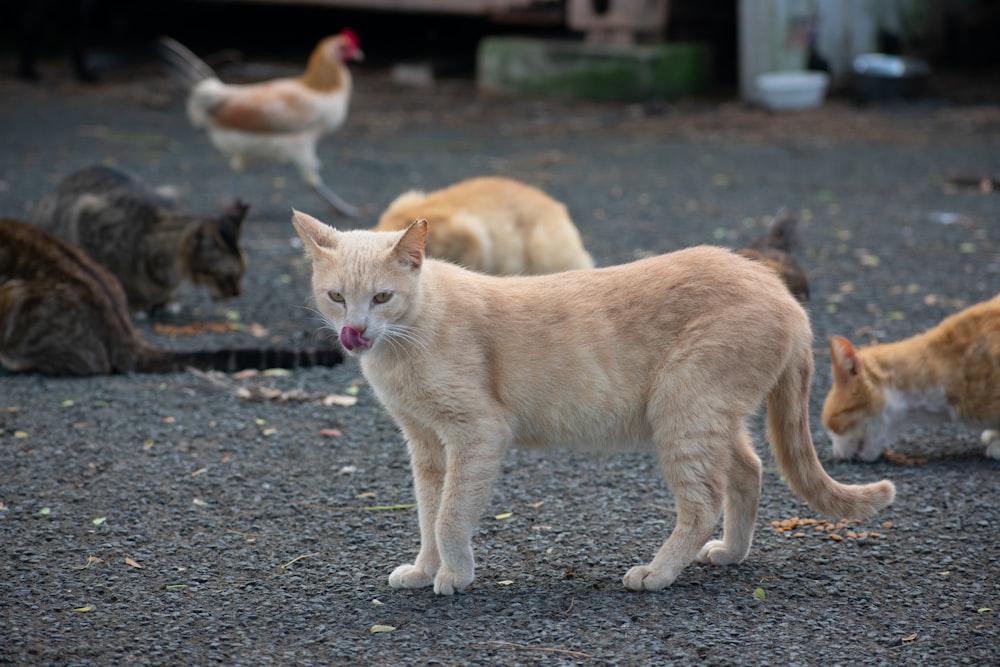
[1, 55, 998, 667]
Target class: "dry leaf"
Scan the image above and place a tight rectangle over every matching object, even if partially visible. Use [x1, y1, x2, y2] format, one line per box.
[280, 552, 319, 570]
[494, 512, 513, 520]
[370, 625, 396, 634]
[124, 557, 143, 569]
[323, 394, 358, 407]
[71, 605, 94, 613]
[73, 556, 103, 570]
[320, 428, 343, 438]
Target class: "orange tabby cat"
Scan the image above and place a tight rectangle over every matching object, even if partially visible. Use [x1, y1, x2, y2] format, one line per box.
[373, 176, 594, 275]
[292, 211, 894, 595]
[822, 294, 1000, 461]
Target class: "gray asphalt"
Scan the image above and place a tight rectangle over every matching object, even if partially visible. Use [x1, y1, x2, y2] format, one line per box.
[1, 55, 998, 666]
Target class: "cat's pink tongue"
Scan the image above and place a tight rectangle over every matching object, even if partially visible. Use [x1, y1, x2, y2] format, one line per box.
[340, 326, 371, 351]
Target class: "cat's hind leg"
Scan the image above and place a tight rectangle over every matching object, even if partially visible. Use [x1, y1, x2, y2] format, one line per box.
[623, 427, 728, 591]
[389, 431, 446, 590]
[696, 424, 761, 566]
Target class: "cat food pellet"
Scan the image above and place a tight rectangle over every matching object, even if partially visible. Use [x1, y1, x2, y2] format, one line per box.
[829, 534, 844, 541]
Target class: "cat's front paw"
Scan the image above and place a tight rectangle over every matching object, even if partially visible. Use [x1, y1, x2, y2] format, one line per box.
[388, 564, 435, 589]
[695, 539, 747, 566]
[433, 566, 474, 595]
[622, 565, 675, 592]
[982, 430, 1000, 459]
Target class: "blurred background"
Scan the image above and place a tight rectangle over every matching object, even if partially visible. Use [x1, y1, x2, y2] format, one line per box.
[1, 0, 998, 103]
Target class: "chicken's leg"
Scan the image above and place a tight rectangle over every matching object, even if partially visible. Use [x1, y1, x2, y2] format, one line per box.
[312, 179, 359, 217]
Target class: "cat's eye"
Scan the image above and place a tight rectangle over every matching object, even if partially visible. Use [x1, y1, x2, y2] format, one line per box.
[328, 290, 345, 304]
[373, 291, 393, 305]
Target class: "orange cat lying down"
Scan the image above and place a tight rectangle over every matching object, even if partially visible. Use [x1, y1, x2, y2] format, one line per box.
[373, 176, 594, 275]
[822, 294, 1000, 461]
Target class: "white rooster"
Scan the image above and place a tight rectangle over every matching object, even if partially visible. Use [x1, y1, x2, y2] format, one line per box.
[157, 31, 363, 216]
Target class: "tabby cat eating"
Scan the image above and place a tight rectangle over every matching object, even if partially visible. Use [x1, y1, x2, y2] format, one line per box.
[30, 165, 248, 315]
[823, 295, 1000, 461]
[292, 210, 895, 595]
[0, 218, 340, 375]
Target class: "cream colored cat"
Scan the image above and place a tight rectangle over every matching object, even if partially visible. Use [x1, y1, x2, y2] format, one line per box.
[373, 176, 594, 275]
[292, 211, 895, 595]
[822, 294, 1000, 461]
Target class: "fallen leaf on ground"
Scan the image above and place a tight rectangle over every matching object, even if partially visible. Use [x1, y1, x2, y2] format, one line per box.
[323, 394, 358, 407]
[883, 449, 928, 465]
[370, 625, 396, 634]
[124, 557, 142, 569]
[280, 552, 319, 570]
[70, 605, 94, 613]
[73, 556, 102, 570]
[153, 321, 237, 337]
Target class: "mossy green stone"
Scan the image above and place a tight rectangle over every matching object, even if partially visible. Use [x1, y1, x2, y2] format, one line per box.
[477, 36, 710, 102]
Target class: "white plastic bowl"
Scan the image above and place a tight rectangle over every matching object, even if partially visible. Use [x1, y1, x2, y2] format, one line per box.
[755, 71, 830, 111]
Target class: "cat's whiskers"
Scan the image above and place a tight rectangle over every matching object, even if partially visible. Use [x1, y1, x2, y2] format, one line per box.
[297, 304, 340, 341]
[380, 322, 429, 356]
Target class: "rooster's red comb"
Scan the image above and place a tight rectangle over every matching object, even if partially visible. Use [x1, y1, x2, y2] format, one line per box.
[341, 29, 360, 50]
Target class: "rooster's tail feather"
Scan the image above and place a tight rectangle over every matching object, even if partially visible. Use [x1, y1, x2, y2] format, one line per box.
[155, 35, 216, 87]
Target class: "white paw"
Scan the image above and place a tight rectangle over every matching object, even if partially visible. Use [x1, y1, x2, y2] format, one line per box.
[695, 539, 726, 564]
[696, 540, 747, 566]
[388, 564, 434, 589]
[982, 430, 1000, 459]
[984, 430, 1000, 460]
[433, 566, 474, 595]
[622, 565, 674, 592]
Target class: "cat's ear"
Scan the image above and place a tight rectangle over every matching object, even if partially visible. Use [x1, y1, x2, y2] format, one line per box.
[222, 199, 250, 229]
[394, 219, 427, 270]
[291, 209, 338, 255]
[828, 335, 861, 385]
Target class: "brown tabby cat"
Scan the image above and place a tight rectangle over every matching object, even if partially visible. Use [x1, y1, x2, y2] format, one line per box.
[0, 218, 340, 376]
[30, 165, 248, 314]
[292, 210, 895, 595]
[822, 294, 1000, 461]
[373, 176, 594, 275]
[735, 207, 810, 303]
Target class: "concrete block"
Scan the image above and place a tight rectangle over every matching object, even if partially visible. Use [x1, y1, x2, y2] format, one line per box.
[477, 36, 710, 102]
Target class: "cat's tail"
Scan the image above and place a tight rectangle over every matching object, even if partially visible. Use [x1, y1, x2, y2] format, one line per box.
[155, 35, 217, 87]
[134, 345, 343, 374]
[767, 340, 895, 519]
[755, 207, 801, 253]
